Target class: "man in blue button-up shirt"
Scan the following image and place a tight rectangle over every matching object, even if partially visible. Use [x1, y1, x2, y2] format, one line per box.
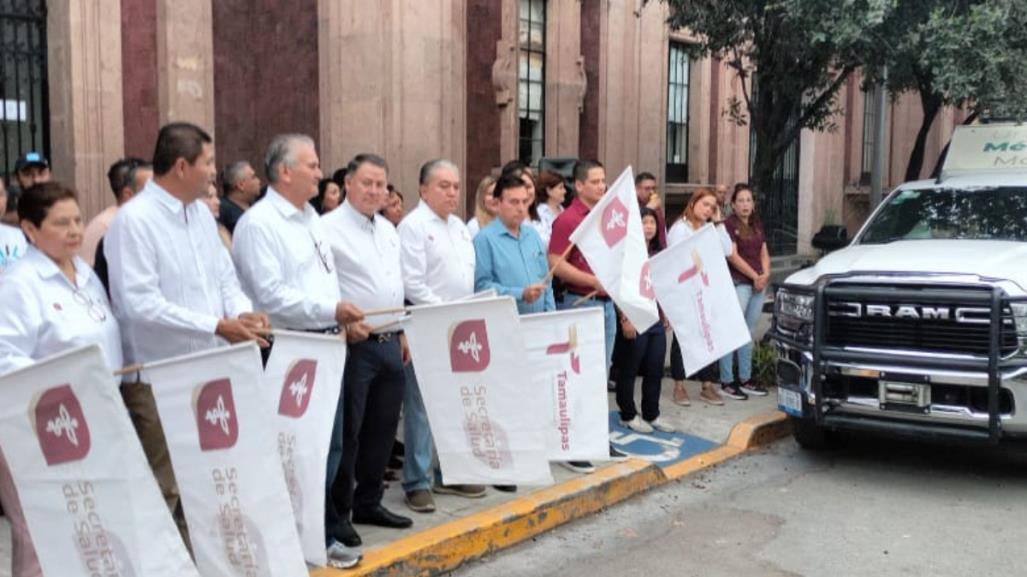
[473, 173, 555, 314]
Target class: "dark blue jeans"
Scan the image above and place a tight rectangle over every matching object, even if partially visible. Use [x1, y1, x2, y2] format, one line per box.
[329, 336, 406, 523]
[615, 323, 667, 422]
[670, 333, 719, 382]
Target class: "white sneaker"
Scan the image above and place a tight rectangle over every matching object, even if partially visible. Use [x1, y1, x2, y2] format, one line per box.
[326, 542, 362, 569]
[646, 417, 676, 433]
[619, 415, 653, 434]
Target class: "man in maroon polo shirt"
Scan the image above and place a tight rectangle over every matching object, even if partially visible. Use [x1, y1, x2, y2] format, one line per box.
[548, 159, 628, 469]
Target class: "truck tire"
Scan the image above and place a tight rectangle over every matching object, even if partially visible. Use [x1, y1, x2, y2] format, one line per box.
[791, 416, 839, 450]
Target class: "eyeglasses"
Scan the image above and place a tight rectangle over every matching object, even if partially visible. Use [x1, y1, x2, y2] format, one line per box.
[310, 232, 333, 274]
[72, 289, 108, 323]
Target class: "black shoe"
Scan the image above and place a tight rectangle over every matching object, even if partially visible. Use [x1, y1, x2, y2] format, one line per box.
[493, 484, 518, 492]
[352, 505, 413, 529]
[333, 518, 362, 547]
[740, 380, 769, 396]
[721, 383, 749, 400]
[609, 444, 629, 461]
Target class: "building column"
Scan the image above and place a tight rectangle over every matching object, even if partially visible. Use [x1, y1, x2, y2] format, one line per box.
[545, 0, 585, 158]
[494, 0, 519, 166]
[319, 0, 467, 211]
[156, 0, 215, 132]
[47, 0, 126, 220]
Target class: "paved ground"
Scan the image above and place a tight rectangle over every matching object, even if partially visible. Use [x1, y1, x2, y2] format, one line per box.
[451, 434, 1027, 577]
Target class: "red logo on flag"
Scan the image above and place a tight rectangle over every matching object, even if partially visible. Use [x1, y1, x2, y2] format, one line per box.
[600, 198, 629, 247]
[195, 379, 239, 451]
[34, 384, 91, 466]
[677, 250, 709, 286]
[545, 324, 581, 374]
[640, 261, 655, 300]
[277, 359, 317, 418]
[449, 320, 491, 372]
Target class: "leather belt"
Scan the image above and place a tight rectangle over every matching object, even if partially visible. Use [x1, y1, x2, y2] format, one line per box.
[372, 331, 402, 343]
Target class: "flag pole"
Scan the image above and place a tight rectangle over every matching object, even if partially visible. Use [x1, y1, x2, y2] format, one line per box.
[570, 290, 598, 307]
[542, 243, 575, 284]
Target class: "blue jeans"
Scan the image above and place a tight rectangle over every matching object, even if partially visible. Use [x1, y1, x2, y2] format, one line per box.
[402, 363, 442, 492]
[324, 374, 345, 546]
[557, 293, 616, 375]
[719, 283, 765, 383]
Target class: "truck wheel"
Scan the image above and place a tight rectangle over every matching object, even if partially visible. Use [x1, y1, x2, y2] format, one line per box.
[791, 416, 839, 450]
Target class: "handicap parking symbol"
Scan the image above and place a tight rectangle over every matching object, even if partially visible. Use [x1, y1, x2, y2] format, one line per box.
[608, 412, 717, 468]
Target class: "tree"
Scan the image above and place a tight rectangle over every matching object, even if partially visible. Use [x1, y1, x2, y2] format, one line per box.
[656, 0, 894, 197]
[863, 0, 1027, 182]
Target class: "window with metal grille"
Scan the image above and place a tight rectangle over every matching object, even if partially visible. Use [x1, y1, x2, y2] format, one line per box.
[666, 42, 689, 183]
[861, 84, 879, 185]
[518, 0, 545, 167]
[748, 75, 800, 256]
[0, 0, 50, 183]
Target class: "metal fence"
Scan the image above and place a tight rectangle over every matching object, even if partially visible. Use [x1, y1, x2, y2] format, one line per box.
[0, 0, 49, 181]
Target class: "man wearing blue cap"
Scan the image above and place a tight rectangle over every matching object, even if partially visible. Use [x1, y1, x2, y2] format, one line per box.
[3, 152, 51, 226]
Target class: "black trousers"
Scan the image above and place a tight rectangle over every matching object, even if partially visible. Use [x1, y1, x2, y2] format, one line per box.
[670, 333, 719, 382]
[331, 336, 406, 516]
[615, 324, 667, 422]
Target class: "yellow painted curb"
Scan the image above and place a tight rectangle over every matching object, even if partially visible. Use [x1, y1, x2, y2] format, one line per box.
[311, 410, 790, 577]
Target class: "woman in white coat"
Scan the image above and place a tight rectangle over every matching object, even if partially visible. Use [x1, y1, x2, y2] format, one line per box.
[0, 182, 123, 577]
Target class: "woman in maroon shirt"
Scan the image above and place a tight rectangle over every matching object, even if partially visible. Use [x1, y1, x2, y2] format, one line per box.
[720, 183, 771, 396]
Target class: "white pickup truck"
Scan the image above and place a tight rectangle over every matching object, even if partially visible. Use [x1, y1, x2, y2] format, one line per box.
[771, 123, 1027, 447]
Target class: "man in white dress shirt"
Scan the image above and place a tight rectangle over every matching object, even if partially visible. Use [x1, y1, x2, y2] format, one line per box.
[231, 134, 365, 568]
[322, 153, 413, 547]
[105, 122, 270, 544]
[397, 159, 485, 513]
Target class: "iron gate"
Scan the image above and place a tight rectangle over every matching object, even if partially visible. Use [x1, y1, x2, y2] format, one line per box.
[0, 0, 49, 181]
[749, 125, 800, 256]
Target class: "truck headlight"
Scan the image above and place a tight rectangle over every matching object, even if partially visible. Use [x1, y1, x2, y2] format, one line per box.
[776, 289, 815, 323]
[1011, 303, 1027, 336]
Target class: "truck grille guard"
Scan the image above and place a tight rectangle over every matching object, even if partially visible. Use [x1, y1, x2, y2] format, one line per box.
[773, 280, 1027, 445]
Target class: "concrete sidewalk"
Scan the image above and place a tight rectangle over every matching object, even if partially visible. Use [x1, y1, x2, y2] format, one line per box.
[311, 378, 791, 577]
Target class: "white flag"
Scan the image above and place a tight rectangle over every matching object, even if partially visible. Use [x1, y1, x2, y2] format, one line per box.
[569, 166, 660, 332]
[144, 343, 307, 577]
[0, 345, 197, 577]
[263, 331, 345, 566]
[522, 308, 609, 461]
[405, 297, 553, 485]
[649, 224, 750, 376]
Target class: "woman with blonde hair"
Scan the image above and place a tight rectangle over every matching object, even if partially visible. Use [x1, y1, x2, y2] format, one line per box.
[467, 175, 497, 238]
[666, 187, 735, 406]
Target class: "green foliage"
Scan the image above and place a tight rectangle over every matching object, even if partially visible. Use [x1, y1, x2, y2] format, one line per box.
[652, 0, 1027, 187]
[752, 340, 777, 388]
[866, 0, 1027, 120]
[654, 0, 896, 194]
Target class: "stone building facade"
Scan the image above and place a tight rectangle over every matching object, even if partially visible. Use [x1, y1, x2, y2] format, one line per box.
[2, 0, 965, 255]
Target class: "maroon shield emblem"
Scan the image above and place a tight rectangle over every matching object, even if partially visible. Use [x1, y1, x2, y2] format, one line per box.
[449, 320, 491, 373]
[195, 379, 239, 451]
[640, 261, 655, 300]
[35, 384, 91, 466]
[277, 359, 317, 418]
[600, 197, 629, 247]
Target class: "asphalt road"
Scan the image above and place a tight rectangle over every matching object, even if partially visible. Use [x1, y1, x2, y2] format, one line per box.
[451, 433, 1027, 577]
